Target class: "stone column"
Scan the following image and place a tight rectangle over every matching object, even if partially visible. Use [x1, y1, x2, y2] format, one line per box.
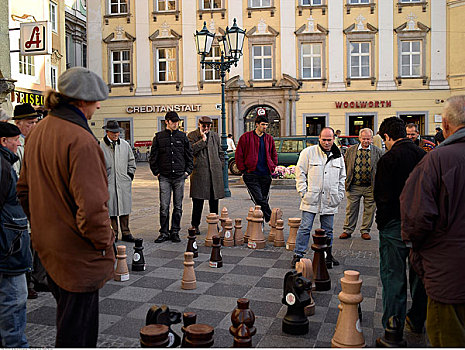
[87, 0, 103, 76]
[0, 0, 14, 111]
[280, 0, 296, 78]
[376, 0, 396, 90]
[228, 2, 244, 79]
[429, 0, 449, 90]
[181, 0, 199, 94]
[135, 0, 152, 95]
[327, 0, 346, 91]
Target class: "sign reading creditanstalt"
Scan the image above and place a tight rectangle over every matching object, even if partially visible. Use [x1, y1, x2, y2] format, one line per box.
[126, 104, 202, 114]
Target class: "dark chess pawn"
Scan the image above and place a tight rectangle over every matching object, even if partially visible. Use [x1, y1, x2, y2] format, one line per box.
[181, 312, 197, 347]
[281, 271, 312, 335]
[140, 324, 170, 347]
[184, 324, 214, 348]
[145, 305, 182, 348]
[311, 228, 331, 291]
[233, 323, 252, 348]
[230, 298, 256, 340]
[209, 236, 223, 268]
[186, 228, 198, 258]
[132, 238, 146, 271]
[376, 316, 407, 348]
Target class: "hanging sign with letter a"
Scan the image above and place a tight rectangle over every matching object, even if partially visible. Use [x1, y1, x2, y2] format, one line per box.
[20, 21, 52, 56]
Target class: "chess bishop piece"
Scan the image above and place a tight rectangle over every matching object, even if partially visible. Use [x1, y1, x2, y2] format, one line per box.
[281, 271, 312, 335]
[244, 207, 254, 244]
[223, 218, 234, 247]
[115, 245, 129, 281]
[219, 207, 229, 244]
[311, 228, 331, 291]
[286, 218, 301, 251]
[132, 238, 146, 271]
[331, 270, 365, 348]
[234, 218, 244, 246]
[230, 298, 256, 343]
[181, 252, 196, 290]
[295, 258, 316, 316]
[186, 228, 199, 258]
[248, 206, 266, 249]
[376, 316, 407, 348]
[273, 219, 285, 247]
[205, 213, 219, 247]
[184, 324, 214, 347]
[181, 312, 197, 347]
[145, 305, 182, 348]
[140, 324, 170, 347]
[209, 236, 223, 268]
[268, 208, 282, 242]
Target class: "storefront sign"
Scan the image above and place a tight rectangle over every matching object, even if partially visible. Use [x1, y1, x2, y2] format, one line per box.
[335, 100, 392, 109]
[11, 90, 44, 106]
[20, 21, 52, 55]
[126, 104, 202, 114]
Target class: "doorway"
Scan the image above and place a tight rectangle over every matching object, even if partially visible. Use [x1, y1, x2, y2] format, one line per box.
[347, 114, 374, 135]
[398, 113, 426, 134]
[305, 116, 326, 136]
[244, 105, 281, 138]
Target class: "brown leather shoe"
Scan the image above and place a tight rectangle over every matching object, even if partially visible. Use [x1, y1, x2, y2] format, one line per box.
[339, 232, 352, 239]
[361, 233, 371, 240]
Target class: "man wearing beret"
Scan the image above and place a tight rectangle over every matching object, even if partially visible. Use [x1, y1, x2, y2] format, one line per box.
[0, 122, 32, 347]
[17, 67, 115, 347]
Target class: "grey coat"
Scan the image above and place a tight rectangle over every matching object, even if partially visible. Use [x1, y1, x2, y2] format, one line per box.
[100, 136, 136, 216]
[344, 144, 383, 192]
[187, 129, 225, 200]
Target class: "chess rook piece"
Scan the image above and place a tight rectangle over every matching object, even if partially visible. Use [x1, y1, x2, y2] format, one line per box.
[376, 316, 407, 348]
[244, 207, 254, 244]
[184, 324, 214, 348]
[230, 298, 257, 340]
[273, 219, 285, 247]
[181, 312, 197, 347]
[248, 206, 266, 249]
[140, 324, 170, 347]
[205, 213, 219, 247]
[331, 270, 365, 348]
[286, 218, 301, 251]
[145, 305, 182, 348]
[209, 236, 223, 268]
[182, 252, 196, 290]
[186, 228, 199, 258]
[311, 228, 331, 291]
[268, 208, 282, 242]
[234, 218, 244, 246]
[115, 245, 129, 281]
[219, 207, 229, 243]
[132, 238, 146, 271]
[233, 323, 252, 348]
[282, 271, 312, 335]
[295, 258, 316, 316]
[223, 218, 234, 247]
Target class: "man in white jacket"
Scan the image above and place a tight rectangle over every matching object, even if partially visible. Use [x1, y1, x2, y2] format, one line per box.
[291, 127, 346, 269]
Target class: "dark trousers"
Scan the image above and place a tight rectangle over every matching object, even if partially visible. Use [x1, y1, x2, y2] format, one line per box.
[159, 174, 185, 236]
[47, 275, 99, 347]
[242, 173, 272, 222]
[191, 198, 219, 228]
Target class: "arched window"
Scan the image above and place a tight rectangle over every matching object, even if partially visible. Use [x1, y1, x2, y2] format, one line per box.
[243, 105, 280, 138]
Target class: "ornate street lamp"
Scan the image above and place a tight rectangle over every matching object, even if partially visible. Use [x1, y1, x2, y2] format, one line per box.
[195, 19, 245, 198]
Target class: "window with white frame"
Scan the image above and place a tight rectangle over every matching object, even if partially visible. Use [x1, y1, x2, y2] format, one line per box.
[349, 42, 370, 78]
[301, 43, 322, 79]
[109, 0, 128, 14]
[250, 0, 271, 7]
[252, 45, 272, 80]
[400, 41, 421, 77]
[157, 0, 176, 11]
[202, 0, 221, 9]
[400, 0, 421, 2]
[111, 50, 131, 84]
[301, 0, 322, 5]
[349, 0, 369, 4]
[51, 66, 57, 90]
[156, 48, 176, 82]
[50, 2, 57, 32]
[203, 46, 221, 81]
[19, 53, 35, 76]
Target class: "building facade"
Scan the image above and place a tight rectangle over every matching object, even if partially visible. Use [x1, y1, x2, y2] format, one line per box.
[65, 0, 87, 69]
[87, 0, 465, 146]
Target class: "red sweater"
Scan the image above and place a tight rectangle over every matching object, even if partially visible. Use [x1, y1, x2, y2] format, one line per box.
[235, 131, 278, 174]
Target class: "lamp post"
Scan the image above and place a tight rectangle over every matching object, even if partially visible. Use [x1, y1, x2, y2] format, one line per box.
[195, 19, 245, 198]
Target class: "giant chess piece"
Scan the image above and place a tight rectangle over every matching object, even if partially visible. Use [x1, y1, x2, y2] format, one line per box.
[115, 245, 129, 281]
[268, 208, 283, 242]
[182, 252, 196, 290]
[140, 324, 170, 347]
[376, 316, 407, 348]
[209, 236, 223, 268]
[295, 258, 316, 316]
[219, 207, 229, 243]
[132, 238, 146, 271]
[243, 207, 254, 244]
[248, 206, 266, 249]
[223, 218, 234, 247]
[186, 228, 199, 258]
[233, 323, 252, 348]
[234, 218, 244, 246]
[286, 218, 301, 251]
[273, 219, 285, 247]
[184, 324, 214, 347]
[331, 270, 365, 348]
[181, 312, 197, 347]
[311, 228, 331, 291]
[146, 305, 182, 348]
[282, 270, 312, 335]
[230, 298, 256, 341]
[205, 213, 219, 247]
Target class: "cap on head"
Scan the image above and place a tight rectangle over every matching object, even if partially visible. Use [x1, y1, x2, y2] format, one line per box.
[199, 116, 212, 124]
[0, 122, 21, 138]
[102, 120, 122, 132]
[165, 111, 180, 122]
[13, 103, 39, 120]
[58, 67, 109, 101]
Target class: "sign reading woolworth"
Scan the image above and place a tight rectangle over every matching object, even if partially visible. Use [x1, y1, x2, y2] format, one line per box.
[126, 104, 202, 114]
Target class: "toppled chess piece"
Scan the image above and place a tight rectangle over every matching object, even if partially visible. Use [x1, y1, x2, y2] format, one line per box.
[186, 228, 198, 258]
[182, 312, 197, 347]
[205, 213, 219, 247]
[244, 207, 254, 244]
[268, 208, 282, 242]
[331, 270, 365, 348]
[145, 305, 182, 348]
[115, 245, 129, 281]
[282, 271, 312, 335]
[376, 316, 407, 348]
[311, 229, 331, 291]
[184, 324, 214, 348]
[223, 218, 234, 247]
[233, 323, 251, 348]
[286, 218, 301, 251]
[140, 324, 170, 347]
[230, 298, 256, 341]
[234, 218, 244, 246]
[248, 206, 266, 249]
[132, 238, 146, 271]
[182, 252, 196, 290]
[273, 219, 285, 247]
[209, 236, 223, 268]
[295, 258, 316, 316]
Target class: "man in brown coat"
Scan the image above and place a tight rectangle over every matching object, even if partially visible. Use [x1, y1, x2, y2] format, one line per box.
[17, 67, 115, 347]
[187, 116, 224, 234]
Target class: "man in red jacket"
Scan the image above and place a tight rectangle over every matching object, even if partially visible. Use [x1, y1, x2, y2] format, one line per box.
[235, 112, 277, 222]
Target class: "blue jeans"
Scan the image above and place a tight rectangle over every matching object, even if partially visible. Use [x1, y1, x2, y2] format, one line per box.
[294, 211, 334, 257]
[0, 273, 28, 348]
[159, 174, 185, 235]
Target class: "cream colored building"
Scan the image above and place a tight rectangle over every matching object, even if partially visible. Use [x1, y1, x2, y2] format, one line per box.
[87, 0, 464, 145]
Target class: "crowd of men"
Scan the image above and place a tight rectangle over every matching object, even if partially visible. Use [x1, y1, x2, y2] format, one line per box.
[0, 65, 464, 348]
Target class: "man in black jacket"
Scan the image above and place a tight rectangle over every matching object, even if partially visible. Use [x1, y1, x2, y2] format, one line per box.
[374, 116, 427, 335]
[149, 111, 193, 243]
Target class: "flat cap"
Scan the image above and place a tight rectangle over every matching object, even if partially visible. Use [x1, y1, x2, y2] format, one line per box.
[13, 103, 39, 120]
[0, 122, 21, 138]
[58, 67, 109, 101]
[199, 116, 212, 124]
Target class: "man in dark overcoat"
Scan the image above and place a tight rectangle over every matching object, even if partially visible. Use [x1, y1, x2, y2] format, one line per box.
[187, 116, 224, 234]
